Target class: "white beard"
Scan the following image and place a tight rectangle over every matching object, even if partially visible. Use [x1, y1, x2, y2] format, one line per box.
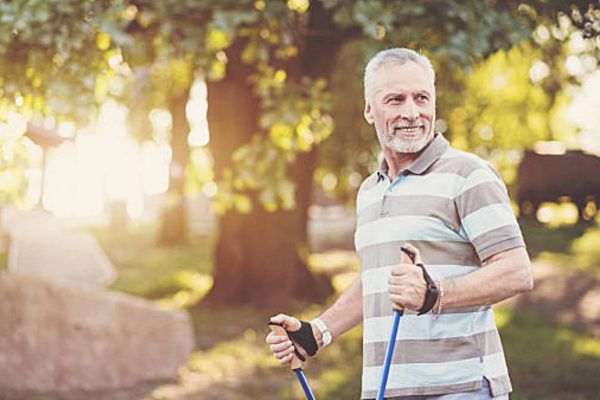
[377, 118, 435, 154]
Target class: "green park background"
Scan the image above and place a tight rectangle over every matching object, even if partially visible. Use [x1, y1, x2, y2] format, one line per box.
[1, 0, 600, 399]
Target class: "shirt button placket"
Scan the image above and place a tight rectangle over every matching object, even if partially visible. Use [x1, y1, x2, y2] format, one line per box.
[381, 175, 404, 217]
[380, 184, 392, 217]
[380, 197, 389, 217]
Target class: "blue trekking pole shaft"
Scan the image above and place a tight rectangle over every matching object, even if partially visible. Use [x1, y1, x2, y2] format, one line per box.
[377, 247, 415, 400]
[269, 322, 316, 400]
[295, 368, 316, 400]
[377, 309, 402, 400]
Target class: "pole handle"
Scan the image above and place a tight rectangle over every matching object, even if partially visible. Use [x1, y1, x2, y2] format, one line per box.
[268, 322, 303, 370]
[393, 247, 416, 312]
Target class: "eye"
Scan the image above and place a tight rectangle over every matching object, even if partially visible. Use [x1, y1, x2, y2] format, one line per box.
[386, 96, 403, 104]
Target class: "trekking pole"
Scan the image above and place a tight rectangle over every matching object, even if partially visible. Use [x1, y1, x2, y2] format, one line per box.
[376, 246, 416, 400]
[268, 322, 316, 400]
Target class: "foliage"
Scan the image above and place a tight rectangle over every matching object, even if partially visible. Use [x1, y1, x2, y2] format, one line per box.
[0, 0, 130, 123]
[322, 0, 530, 60]
[0, 0, 536, 211]
[213, 70, 334, 214]
[0, 111, 42, 205]
[571, 220, 600, 276]
[3, 0, 600, 213]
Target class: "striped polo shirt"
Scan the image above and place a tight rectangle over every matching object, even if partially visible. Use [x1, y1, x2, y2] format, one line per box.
[355, 134, 525, 399]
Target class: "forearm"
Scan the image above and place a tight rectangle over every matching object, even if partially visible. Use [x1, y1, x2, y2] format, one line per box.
[312, 277, 363, 347]
[438, 247, 533, 309]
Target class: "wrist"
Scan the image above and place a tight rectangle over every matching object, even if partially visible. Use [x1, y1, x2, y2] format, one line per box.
[311, 317, 332, 349]
[434, 279, 445, 319]
[416, 263, 438, 315]
[310, 322, 323, 348]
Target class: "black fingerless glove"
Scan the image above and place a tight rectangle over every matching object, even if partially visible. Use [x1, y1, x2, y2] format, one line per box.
[287, 320, 318, 361]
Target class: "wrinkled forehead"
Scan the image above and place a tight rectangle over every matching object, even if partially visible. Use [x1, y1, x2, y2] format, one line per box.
[371, 61, 435, 98]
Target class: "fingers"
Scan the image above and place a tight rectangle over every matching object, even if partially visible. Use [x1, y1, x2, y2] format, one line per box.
[270, 313, 301, 331]
[266, 333, 296, 364]
[267, 314, 302, 366]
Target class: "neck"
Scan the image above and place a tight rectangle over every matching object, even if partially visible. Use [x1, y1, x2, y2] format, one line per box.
[383, 147, 421, 181]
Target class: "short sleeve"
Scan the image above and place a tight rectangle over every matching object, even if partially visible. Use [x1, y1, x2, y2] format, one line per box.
[454, 165, 525, 262]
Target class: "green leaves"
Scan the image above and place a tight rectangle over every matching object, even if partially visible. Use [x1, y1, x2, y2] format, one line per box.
[213, 136, 297, 214]
[0, 0, 133, 123]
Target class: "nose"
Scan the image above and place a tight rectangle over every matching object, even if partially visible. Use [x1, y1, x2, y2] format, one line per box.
[401, 99, 419, 122]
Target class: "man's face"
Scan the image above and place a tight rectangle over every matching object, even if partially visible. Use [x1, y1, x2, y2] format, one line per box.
[364, 61, 436, 154]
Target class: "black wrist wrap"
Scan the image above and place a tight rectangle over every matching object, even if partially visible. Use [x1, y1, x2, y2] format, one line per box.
[416, 262, 439, 315]
[287, 320, 318, 360]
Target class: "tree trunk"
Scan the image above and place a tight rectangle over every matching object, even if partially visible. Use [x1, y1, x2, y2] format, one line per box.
[158, 90, 191, 245]
[202, 2, 350, 306]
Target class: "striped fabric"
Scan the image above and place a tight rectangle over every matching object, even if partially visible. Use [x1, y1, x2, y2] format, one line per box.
[355, 134, 525, 399]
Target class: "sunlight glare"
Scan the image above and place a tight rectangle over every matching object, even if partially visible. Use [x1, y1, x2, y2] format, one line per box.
[187, 78, 210, 147]
[43, 100, 171, 219]
[569, 70, 600, 155]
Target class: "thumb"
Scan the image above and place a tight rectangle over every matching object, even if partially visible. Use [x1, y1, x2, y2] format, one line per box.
[402, 244, 423, 265]
[270, 314, 302, 332]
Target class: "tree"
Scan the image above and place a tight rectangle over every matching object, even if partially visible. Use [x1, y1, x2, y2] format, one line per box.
[2, 0, 551, 306]
[197, 0, 533, 306]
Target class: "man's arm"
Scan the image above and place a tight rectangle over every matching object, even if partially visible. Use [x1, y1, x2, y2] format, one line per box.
[438, 246, 533, 309]
[266, 276, 363, 364]
[313, 276, 363, 345]
[389, 245, 533, 311]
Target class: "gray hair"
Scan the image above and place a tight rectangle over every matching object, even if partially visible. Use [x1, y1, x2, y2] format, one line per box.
[364, 48, 436, 99]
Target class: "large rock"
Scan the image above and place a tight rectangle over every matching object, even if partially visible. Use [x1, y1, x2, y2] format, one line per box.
[8, 230, 117, 287]
[0, 271, 195, 394]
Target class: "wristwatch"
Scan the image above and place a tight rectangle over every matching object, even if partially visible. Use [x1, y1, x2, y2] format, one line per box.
[311, 317, 332, 347]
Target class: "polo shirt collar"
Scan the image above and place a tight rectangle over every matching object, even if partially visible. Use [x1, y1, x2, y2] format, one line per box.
[376, 134, 449, 181]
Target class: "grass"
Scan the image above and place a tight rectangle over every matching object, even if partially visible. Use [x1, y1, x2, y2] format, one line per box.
[519, 218, 588, 258]
[87, 224, 600, 400]
[519, 218, 600, 278]
[166, 305, 600, 400]
[0, 251, 6, 272]
[0, 233, 8, 272]
[88, 223, 215, 307]
[496, 308, 600, 400]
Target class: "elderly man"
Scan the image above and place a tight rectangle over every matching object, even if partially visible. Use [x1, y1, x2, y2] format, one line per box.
[266, 48, 533, 399]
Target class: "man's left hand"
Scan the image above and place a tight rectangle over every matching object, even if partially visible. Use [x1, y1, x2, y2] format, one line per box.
[388, 244, 427, 311]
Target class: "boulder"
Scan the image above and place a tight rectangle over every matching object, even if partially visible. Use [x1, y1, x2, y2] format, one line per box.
[8, 231, 117, 287]
[0, 271, 195, 394]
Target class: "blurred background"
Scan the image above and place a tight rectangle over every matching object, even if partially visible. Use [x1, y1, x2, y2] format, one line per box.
[1, 0, 600, 399]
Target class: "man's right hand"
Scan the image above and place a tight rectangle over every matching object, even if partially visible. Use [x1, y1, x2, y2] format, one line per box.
[266, 314, 309, 365]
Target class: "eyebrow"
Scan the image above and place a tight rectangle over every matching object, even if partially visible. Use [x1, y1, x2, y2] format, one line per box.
[382, 90, 433, 99]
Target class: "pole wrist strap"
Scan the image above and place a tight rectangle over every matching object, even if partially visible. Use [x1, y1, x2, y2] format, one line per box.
[416, 262, 439, 315]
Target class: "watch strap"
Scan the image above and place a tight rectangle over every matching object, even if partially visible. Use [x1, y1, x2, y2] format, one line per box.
[311, 317, 332, 347]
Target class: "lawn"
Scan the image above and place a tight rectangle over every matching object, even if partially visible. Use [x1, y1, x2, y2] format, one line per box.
[88, 220, 600, 400]
[0, 251, 6, 272]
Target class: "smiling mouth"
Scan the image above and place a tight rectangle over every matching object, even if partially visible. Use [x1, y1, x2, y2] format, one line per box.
[394, 125, 423, 134]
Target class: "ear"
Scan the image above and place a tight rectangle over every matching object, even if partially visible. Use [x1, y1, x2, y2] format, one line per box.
[364, 100, 374, 125]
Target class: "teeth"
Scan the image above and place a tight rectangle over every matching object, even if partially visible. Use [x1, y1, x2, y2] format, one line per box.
[396, 126, 421, 133]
